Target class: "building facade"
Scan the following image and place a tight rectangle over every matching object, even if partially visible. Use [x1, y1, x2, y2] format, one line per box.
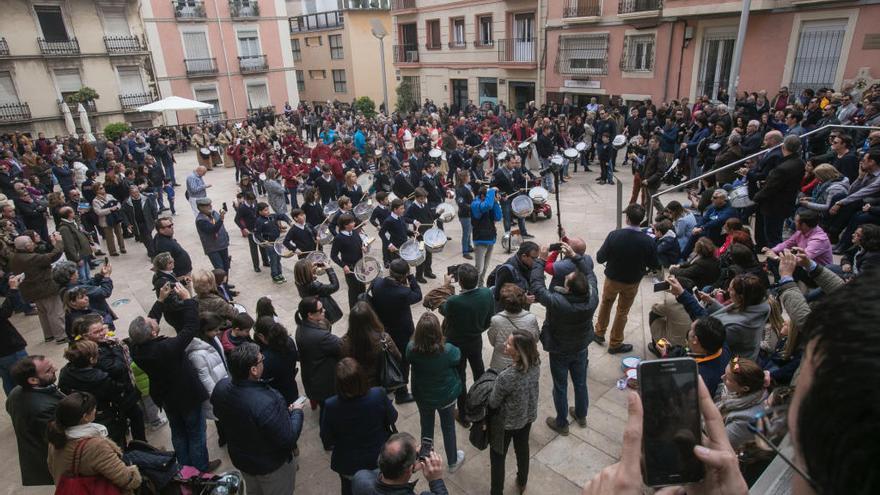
[390, 0, 545, 114]
[288, 0, 397, 109]
[544, 0, 880, 107]
[141, 0, 299, 125]
[0, 0, 157, 136]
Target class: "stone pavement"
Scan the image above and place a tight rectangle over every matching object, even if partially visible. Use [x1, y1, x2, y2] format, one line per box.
[0, 152, 690, 494]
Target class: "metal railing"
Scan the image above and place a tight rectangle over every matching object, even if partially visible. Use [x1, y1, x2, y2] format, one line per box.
[60, 99, 97, 113]
[0, 38, 8, 56]
[174, 0, 207, 19]
[38, 38, 80, 55]
[391, 0, 415, 9]
[647, 124, 880, 221]
[185, 57, 218, 76]
[198, 110, 227, 123]
[618, 0, 662, 14]
[497, 38, 537, 63]
[0, 102, 31, 121]
[340, 0, 390, 8]
[473, 40, 494, 48]
[448, 41, 466, 49]
[238, 54, 268, 72]
[104, 35, 145, 53]
[119, 93, 155, 111]
[564, 0, 601, 17]
[289, 11, 343, 33]
[229, 0, 259, 18]
[393, 44, 419, 63]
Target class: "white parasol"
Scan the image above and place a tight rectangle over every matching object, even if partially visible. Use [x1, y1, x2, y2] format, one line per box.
[61, 102, 78, 138]
[77, 103, 95, 142]
[137, 96, 214, 112]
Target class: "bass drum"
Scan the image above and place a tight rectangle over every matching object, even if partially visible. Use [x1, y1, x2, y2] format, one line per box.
[354, 256, 383, 283]
[399, 239, 425, 267]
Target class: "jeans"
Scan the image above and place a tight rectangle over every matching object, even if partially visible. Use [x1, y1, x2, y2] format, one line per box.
[501, 199, 528, 235]
[264, 247, 282, 278]
[0, 349, 28, 394]
[761, 213, 787, 249]
[77, 256, 91, 282]
[417, 402, 458, 466]
[166, 406, 208, 471]
[455, 344, 485, 414]
[489, 423, 531, 495]
[287, 186, 299, 210]
[459, 217, 473, 254]
[549, 350, 589, 427]
[163, 162, 176, 185]
[248, 235, 270, 270]
[207, 249, 231, 272]
[474, 243, 494, 287]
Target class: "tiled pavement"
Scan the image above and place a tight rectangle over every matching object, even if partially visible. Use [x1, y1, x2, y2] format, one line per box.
[0, 152, 690, 494]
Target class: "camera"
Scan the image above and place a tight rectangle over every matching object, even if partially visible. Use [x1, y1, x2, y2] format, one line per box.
[447, 264, 461, 280]
[549, 243, 563, 252]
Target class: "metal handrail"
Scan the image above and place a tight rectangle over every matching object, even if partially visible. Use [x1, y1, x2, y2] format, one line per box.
[647, 124, 880, 220]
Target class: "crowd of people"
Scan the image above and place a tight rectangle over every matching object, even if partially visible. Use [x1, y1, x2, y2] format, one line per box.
[0, 79, 878, 495]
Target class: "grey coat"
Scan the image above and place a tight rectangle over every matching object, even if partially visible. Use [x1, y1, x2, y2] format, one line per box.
[264, 179, 288, 216]
[488, 364, 539, 433]
[705, 299, 770, 361]
[487, 311, 540, 371]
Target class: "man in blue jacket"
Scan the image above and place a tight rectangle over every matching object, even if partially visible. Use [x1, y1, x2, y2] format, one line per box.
[211, 342, 304, 493]
[682, 188, 736, 257]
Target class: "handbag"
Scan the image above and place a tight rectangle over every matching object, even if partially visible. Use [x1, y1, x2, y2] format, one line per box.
[54, 437, 122, 495]
[377, 335, 406, 392]
[469, 419, 490, 450]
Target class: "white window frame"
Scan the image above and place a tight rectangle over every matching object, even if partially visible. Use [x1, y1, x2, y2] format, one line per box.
[328, 34, 343, 59]
[0, 71, 21, 105]
[52, 68, 84, 100]
[115, 65, 146, 95]
[235, 26, 262, 58]
[451, 18, 465, 47]
[296, 70, 305, 92]
[622, 33, 655, 73]
[99, 5, 131, 36]
[557, 34, 608, 75]
[192, 82, 221, 119]
[291, 38, 301, 61]
[179, 27, 213, 59]
[245, 79, 270, 109]
[332, 69, 346, 93]
[478, 15, 493, 46]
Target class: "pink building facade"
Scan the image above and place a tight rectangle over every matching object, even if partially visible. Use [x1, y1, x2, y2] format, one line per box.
[141, 0, 299, 124]
[545, 0, 880, 107]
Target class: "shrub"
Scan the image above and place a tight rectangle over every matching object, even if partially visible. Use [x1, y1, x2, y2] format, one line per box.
[103, 122, 130, 141]
[395, 79, 416, 113]
[64, 87, 100, 104]
[353, 96, 376, 118]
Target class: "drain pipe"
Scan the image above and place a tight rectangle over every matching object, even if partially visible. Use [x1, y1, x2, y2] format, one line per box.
[661, 19, 675, 101]
[676, 20, 687, 98]
[215, 1, 239, 119]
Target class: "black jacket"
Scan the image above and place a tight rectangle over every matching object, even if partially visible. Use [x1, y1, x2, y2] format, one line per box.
[234, 201, 260, 231]
[283, 223, 318, 253]
[380, 214, 412, 250]
[455, 184, 475, 218]
[596, 227, 659, 284]
[418, 174, 444, 205]
[296, 267, 343, 324]
[211, 378, 304, 475]
[6, 385, 64, 486]
[259, 338, 300, 405]
[330, 231, 363, 269]
[151, 234, 193, 276]
[152, 271, 186, 331]
[131, 299, 208, 412]
[321, 387, 397, 476]
[58, 365, 127, 437]
[295, 320, 342, 401]
[368, 275, 422, 346]
[530, 257, 599, 354]
[351, 470, 448, 495]
[753, 153, 805, 217]
[392, 171, 416, 199]
[0, 292, 26, 356]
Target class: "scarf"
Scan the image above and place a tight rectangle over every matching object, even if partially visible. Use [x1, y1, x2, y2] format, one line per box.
[66, 422, 109, 440]
[715, 386, 764, 415]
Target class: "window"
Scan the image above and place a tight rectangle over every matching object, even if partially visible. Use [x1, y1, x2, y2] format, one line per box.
[182, 31, 210, 59]
[101, 7, 130, 36]
[621, 34, 654, 72]
[237, 29, 261, 57]
[246, 82, 270, 109]
[329, 34, 343, 59]
[54, 69, 83, 100]
[116, 66, 145, 94]
[305, 36, 322, 47]
[402, 76, 420, 105]
[478, 15, 493, 46]
[450, 18, 465, 48]
[557, 34, 608, 75]
[291, 39, 301, 61]
[789, 20, 847, 97]
[309, 69, 326, 79]
[194, 86, 219, 119]
[35, 5, 69, 41]
[296, 70, 305, 92]
[426, 19, 440, 49]
[332, 69, 346, 93]
[0, 72, 20, 105]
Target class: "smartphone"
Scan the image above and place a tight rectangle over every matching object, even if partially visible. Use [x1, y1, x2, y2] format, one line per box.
[293, 396, 307, 408]
[103, 257, 109, 265]
[652, 279, 670, 292]
[549, 242, 563, 252]
[638, 358, 704, 486]
[222, 202, 228, 212]
[418, 437, 433, 461]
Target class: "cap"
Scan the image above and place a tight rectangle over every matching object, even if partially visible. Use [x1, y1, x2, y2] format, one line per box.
[195, 197, 212, 206]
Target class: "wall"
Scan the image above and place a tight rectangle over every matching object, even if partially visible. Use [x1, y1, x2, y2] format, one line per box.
[346, 11, 397, 108]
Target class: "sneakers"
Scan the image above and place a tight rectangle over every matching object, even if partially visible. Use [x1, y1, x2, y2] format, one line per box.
[272, 276, 287, 284]
[569, 407, 587, 428]
[545, 416, 569, 436]
[608, 343, 634, 354]
[448, 450, 466, 473]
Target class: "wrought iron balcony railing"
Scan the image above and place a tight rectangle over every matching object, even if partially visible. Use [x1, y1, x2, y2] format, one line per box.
[392, 44, 419, 63]
[185, 57, 218, 77]
[174, 0, 207, 19]
[564, 0, 601, 17]
[0, 103, 31, 121]
[104, 35, 145, 53]
[239, 55, 268, 73]
[497, 38, 536, 63]
[38, 38, 80, 56]
[119, 93, 155, 111]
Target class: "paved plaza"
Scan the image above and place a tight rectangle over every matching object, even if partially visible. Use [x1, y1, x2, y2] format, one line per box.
[0, 151, 689, 494]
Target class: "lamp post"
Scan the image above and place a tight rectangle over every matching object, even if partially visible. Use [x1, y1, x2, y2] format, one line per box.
[370, 20, 389, 115]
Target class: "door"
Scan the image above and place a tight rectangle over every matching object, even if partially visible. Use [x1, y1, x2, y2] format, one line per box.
[194, 87, 219, 120]
[102, 7, 131, 36]
[509, 81, 535, 115]
[451, 79, 468, 111]
[237, 30, 262, 70]
[35, 5, 69, 42]
[247, 82, 270, 110]
[789, 20, 847, 97]
[399, 23, 418, 62]
[697, 29, 735, 100]
[514, 14, 535, 62]
[182, 31, 212, 72]
[478, 78, 498, 106]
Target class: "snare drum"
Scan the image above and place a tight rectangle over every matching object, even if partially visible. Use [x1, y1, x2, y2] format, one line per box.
[353, 201, 373, 222]
[496, 151, 508, 162]
[323, 201, 340, 217]
[316, 224, 333, 244]
[563, 148, 579, 159]
[356, 172, 374, 192]
[359, 231, 375, 249]
[387, 192, 399, 203]
[612, 134, 627, 149]
[305, 251, 329, 267]
[511, 195, 534, 218]
[729, 184, 755, 208]
[354, 256, 382, 283]
[550, 155, 565, 167]
[517, 141, 532, 151]
[575, 142, 588, 152]
[528, 186, 550, 205]
[435, 203, 456, 223]
[399, 239, 425, 267]
[423, 227, 447, 253]
[428, 148, 443, 159]
[199, 147, 211, 158]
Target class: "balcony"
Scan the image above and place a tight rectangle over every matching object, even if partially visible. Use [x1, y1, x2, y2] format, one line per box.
[391, 0, 415, 9]
[119, 93, 155, 111]
[174, 0, 206, 19]
[38, 38, 80, 56]
[473, 40, 494, 49]
[239, 54, 268, 73]
[185, 57, 218, 77]
[104, 35, 146, 54]
[60, 100, 97, 114]
[563, 0, 601, 18]
[339, 0, 390, 9]
[448, 41, 466, 49]
[0, 103, 31, 122]
[618, 0, 662, 16]
[497, 38, 536, 65]
[392, 44, 419, 64]
[289, 11, 344, 33]
[0, 38, 8, 56]
[229, 0, 259, 18]
[198, 110, 227, 123]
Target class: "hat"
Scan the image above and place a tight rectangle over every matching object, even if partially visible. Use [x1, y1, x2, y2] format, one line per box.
[195, 197, 212, 206]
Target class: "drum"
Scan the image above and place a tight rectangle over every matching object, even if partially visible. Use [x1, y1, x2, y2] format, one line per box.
[518, 141, 532, 151]
[232, 303, 247, 314]
[423, 227, 447, 253]
[612, 134, 627, 149]
[502, 230, 522, 251]
[496, 151, 508, 162]
[199, 147, 211, 158]
[511, 195, 534, 218]
[428, 148, 443, 159]
[359, 231, 375, 248]
[356, 172, 374, 191]
[708, 142, 722, 151]
[305, 250, 329, 267]
[399, 239, 425, 267]
[528, 186, 550, 205]
[354, 256, 382, 283]
[729, 184, 755, 208]
[479, 149, 489, 159]
[387, 192, 399, 203]
[259, 173, 267, 181]
[323, 201, 340, 217]
[575, 142, 588, 152]
[563, 148, 579, 159]
[208, 145, 218, 153]
[273, 239, 294, 258]
[550, 155, 565, 167]
[435, 203, 456, 223]
[353, 201, 373, 222]
[316, 224, 333, 244]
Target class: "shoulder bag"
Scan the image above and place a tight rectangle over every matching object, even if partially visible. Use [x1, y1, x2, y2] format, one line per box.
[54, 437, 122, 495]
[377, 334, 406, 392]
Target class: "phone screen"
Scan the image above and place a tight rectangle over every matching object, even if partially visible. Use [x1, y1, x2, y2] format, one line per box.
[418, 437, 433, 460]
[639, 358, 704, 486]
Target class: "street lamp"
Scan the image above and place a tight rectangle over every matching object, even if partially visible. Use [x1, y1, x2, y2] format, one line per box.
[370, 19, 389, 115]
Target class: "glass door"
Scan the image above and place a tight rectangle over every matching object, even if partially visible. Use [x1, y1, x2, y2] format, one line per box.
[514, 14, 535, 62]
[698, 30, 735, 101]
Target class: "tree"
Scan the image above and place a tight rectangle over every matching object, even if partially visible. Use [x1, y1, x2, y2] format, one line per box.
[64, 87, 100, 104]
[353, 96, 376, 118]
[103, 122, 130, 141]
[395, 78, 416, 113]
